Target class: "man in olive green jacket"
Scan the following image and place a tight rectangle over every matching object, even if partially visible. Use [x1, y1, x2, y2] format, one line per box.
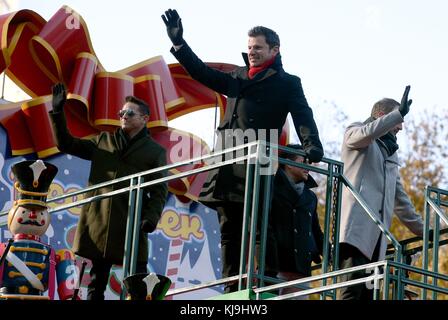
[49, 83, 168, 300]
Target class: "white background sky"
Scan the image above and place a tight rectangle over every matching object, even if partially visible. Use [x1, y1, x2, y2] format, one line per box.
[4, 0, 448, 149]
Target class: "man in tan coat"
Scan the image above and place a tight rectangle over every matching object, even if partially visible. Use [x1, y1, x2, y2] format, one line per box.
[50, 83, 168, 300]
[338, 86, 425, 300]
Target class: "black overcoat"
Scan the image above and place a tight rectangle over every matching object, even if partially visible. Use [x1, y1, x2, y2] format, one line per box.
[267, 169, 324, 276]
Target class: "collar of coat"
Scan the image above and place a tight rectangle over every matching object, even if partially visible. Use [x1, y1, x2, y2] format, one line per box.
[115, 127, 149, 155]
[277, 167, 318, 189]
[275, 168, 316, 207]
[364, 116, 399, 157]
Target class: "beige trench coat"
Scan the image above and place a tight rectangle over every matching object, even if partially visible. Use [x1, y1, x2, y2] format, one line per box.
[339, 109, 423, 260]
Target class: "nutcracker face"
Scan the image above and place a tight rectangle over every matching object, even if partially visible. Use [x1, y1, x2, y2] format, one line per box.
[7, 205, 50, 236]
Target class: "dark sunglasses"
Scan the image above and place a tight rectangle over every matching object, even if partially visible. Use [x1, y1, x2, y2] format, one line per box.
[118, 109, 142, 118]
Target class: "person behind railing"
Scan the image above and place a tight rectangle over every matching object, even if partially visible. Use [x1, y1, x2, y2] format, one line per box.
[266, 144, 324, 299]
[49, 83, 168, 300]
[161, 9, 324, 293]
[338, 86, 427, 300]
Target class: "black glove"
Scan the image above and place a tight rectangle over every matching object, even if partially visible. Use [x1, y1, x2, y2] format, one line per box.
[141, 219, 156, 234]
[52, 83, 67, 113]
[161, 9, 184, 46]
[399, 85, 413, 117]
[313, 242, 333, 265]
[305, 148, 323, 164]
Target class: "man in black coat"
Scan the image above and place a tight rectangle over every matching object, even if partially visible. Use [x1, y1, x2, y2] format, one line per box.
[268, 144, 324, 299]
[162, 9, 324, 292]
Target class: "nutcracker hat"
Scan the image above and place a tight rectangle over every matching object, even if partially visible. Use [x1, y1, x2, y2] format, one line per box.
[11, 160, 58, 208]
[123, 273, 171, 300]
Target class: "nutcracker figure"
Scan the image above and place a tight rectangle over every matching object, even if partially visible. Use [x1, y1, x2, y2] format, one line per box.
[0, 160, 79, 300]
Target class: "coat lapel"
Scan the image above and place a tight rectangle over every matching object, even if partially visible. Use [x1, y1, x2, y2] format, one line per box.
[276, 169, 316, 210]
[122, 137, 147, 158]
[239, 68, 278, 92]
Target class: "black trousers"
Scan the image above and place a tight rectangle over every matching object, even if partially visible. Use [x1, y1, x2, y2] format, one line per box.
[217, 194, 275, 292]
[217, 202, 245, 293]
[337, 238, 381, 300]
[87, 259, 147, 300]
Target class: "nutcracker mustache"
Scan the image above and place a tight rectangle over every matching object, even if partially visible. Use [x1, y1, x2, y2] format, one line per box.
[20, 220, 42, 226]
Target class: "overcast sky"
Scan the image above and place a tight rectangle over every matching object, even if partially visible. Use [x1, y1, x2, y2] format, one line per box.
[5, 0, 448, 148]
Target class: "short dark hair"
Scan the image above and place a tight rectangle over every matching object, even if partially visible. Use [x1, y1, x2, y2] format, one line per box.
[125, 96, 150, 116]
[279, 144, 304, 169]
[371, 98, 399, 119]
[248, 26, 280, 49]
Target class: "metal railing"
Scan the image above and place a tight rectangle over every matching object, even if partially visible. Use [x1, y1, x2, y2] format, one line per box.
[163, 142, 414, 300]
[237, 143, 345, 299]
[0, 140, 264, 299]
[1, 141, 445, 300]
[253, 259, 448, 300]
[255, 260, 387, 300]
[422, 186, 448, 299]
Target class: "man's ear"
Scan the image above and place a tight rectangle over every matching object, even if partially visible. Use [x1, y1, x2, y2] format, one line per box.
[272, 46, 280, 55]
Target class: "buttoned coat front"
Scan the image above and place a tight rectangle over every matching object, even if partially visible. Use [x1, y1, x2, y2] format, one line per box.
[339, 110, 424, 261]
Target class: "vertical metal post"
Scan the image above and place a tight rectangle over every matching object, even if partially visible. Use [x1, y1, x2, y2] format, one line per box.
[130, 176, 144, 276]
[383, 262, 390, 300]
[431, 191, 441, 300]
[321, 163, 334, 299]
[373, 266, 380, 300]
[395, 245, 403, 300]
[332, 165, 343, 279]
[422, 187, 431, 300]
[121, 177, 137, 300]
[239, 145, 255, 290]
[257, 166, 272, 288]
[246, 142, 262, 290]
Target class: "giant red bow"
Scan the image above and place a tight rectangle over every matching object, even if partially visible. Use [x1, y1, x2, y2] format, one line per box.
[0, 6, 288, 200]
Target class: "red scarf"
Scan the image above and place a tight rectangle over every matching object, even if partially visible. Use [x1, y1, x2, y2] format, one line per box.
[248, 55, 277, 79]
